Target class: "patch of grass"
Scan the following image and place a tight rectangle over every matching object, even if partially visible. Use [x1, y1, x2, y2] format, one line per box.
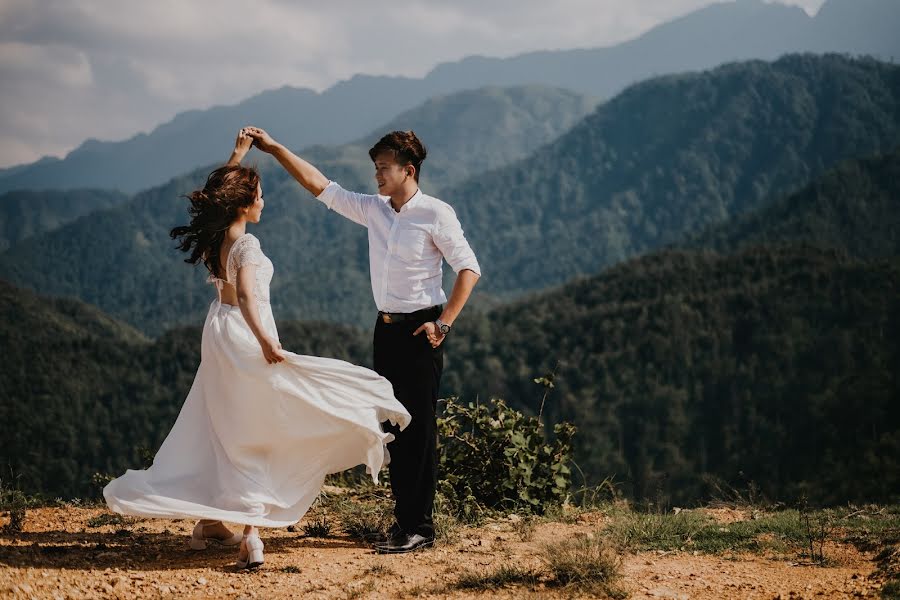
[451, 564, 540, 591]
[1, 489, 28, 533]
[332, 494, 393, 540]
[541, 534, 626, 597]
[605, 504, 900, 567]
[86, 513, 132, 528]
[302, 515, 332, 538]
[882, 580, 900, 600]
[363, 564, 395, 577]
[512, 514, 537, 541]
[280, 565, 301, 573]
[340, 579, 375, 600]
[606, 509, 713, 551]
[301, 493, 334, 538]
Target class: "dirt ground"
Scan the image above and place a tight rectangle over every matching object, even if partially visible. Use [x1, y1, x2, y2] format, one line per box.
[0, 505, 886, 599]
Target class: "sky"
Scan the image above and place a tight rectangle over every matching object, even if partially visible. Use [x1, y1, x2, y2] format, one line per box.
[0, 0, 826, 169]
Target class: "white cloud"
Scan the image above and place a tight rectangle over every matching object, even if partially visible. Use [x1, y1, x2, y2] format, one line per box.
[0, 0, 827, 168]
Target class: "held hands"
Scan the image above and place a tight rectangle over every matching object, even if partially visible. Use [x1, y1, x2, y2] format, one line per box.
[260, 335, 286, 364]
[234, 129, 253, 159]
[243, 126, 278, 153]
[413, 321, 446, 348]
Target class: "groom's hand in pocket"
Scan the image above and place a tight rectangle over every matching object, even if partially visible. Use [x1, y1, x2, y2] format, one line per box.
[414, 321, 445, 348]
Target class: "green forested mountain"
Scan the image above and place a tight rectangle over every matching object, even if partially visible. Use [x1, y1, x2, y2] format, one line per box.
[448, 54, 900, 295]
[444, 245, 900, 505]
[0, 279, 371, 499]
[5, 143, 899, 502]
[0, 86, 589, 335]
[4, 244, 898, 504]
[0, 189, 130, 250]
[3, 55, 898, 336]
[684, 149, 900, 258]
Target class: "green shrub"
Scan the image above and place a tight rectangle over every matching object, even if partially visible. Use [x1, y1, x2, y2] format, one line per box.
[437, 397, 576, 513]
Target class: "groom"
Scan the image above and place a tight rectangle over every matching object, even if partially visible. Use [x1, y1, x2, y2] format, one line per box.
[244, 126, 481, 553]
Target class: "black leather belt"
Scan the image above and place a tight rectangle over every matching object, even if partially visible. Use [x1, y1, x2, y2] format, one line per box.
[378, 305, 442, 324]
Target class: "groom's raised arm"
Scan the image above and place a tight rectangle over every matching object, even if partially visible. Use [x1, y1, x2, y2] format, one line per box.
[244, 126, 328, 196]
[244, 126, 372, 227]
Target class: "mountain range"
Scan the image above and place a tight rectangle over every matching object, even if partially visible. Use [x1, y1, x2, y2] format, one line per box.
[3, 143, 897, 501]
[2, 54, 895, 335]
[0, 84, 595, 334]
[1, 0, 897, 194]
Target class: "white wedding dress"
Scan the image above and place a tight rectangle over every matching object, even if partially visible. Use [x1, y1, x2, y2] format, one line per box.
[104, 233, 410, 527]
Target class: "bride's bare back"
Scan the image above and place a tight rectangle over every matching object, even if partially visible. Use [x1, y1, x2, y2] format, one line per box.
[217, 236, 240, 305]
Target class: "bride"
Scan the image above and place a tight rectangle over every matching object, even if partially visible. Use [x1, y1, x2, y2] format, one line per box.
[103, 130, 410, 569]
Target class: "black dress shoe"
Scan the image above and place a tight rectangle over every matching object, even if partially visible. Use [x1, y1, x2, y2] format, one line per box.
[375, 533, 435, 554]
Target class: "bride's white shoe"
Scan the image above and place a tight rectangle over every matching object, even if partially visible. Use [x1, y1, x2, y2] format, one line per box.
[235, 533, 265, 569]
[189, 521, 243, 550]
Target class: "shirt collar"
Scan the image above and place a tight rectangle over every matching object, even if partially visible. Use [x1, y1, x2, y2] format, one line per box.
[383, 188, 424, 213]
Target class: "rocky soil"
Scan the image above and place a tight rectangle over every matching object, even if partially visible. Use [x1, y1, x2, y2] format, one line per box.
[0, 505, 887, 599]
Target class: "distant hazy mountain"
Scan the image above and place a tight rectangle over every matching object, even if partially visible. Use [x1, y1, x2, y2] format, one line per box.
[684, 149, 900, 258]
[0, 189, 130, 251]
[307, 85, 597, 194]
[1, 0, 896, 194]
[0, 85, 591, 334]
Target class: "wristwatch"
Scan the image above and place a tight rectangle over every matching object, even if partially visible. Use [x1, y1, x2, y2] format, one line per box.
[435, 319, 451, 335]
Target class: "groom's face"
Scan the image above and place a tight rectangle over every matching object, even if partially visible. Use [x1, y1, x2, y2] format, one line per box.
[373, 152, 412, 197]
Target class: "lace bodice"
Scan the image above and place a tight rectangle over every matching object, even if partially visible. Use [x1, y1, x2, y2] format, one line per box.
[209, 233, 273, 304]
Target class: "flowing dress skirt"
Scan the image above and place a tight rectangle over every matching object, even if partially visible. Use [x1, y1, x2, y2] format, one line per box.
[104, 300, 410, 527]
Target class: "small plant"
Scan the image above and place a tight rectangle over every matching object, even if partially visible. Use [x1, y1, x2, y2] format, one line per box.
[280, 565, 301, 573]
[87, 513, 131, 528]
[512, 514, 538, 541]
[452, 564, 540, 591]
[437, 397, 576, 514]
[333, 494, 393, 540]
[541, 533, 626, 597]
[91, 472, 114, 494]
[302, 494, 333, 537]
[797, 498, 835, 565]
[302, 514, 332, 538]
[1, 487, 28, 533]
[533, 360, 560, 422]
[363, 563, 395, 577]
[340, 579, 375, 600]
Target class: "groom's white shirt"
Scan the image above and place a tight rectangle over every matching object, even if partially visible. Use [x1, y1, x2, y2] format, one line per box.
[317, 181, 481, 313]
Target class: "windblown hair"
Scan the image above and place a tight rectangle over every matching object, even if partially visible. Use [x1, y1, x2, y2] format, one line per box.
[170, 165, 260, 278]
[369, 130, 427, 182]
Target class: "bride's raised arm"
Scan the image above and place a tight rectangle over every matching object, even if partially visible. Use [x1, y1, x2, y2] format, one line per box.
[226, 129, 254, 167]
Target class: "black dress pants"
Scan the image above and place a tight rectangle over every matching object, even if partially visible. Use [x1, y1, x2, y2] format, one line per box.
[373, 306, 443, 538]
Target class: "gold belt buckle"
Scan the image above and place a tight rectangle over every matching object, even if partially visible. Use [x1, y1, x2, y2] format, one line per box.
[381, 313, 393, 324]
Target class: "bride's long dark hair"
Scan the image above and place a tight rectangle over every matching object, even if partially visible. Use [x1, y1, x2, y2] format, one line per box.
[170, 165, 260, 278]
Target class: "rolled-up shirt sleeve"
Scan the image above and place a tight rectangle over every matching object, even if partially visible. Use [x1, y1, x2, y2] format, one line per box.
[432, 205, 481, 276]
[316, 181, 374, 227]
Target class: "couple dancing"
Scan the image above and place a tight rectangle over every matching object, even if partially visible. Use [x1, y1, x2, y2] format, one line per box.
[103, 127, 481, 568]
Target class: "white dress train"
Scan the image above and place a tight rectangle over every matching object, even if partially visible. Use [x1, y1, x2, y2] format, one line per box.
[104, 233, 410, 527]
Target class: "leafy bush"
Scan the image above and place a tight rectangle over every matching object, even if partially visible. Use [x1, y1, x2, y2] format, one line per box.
[437, 397, 576, 513]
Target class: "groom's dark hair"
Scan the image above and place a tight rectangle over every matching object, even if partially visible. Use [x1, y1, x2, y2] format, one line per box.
[369, 130, 427, 182]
